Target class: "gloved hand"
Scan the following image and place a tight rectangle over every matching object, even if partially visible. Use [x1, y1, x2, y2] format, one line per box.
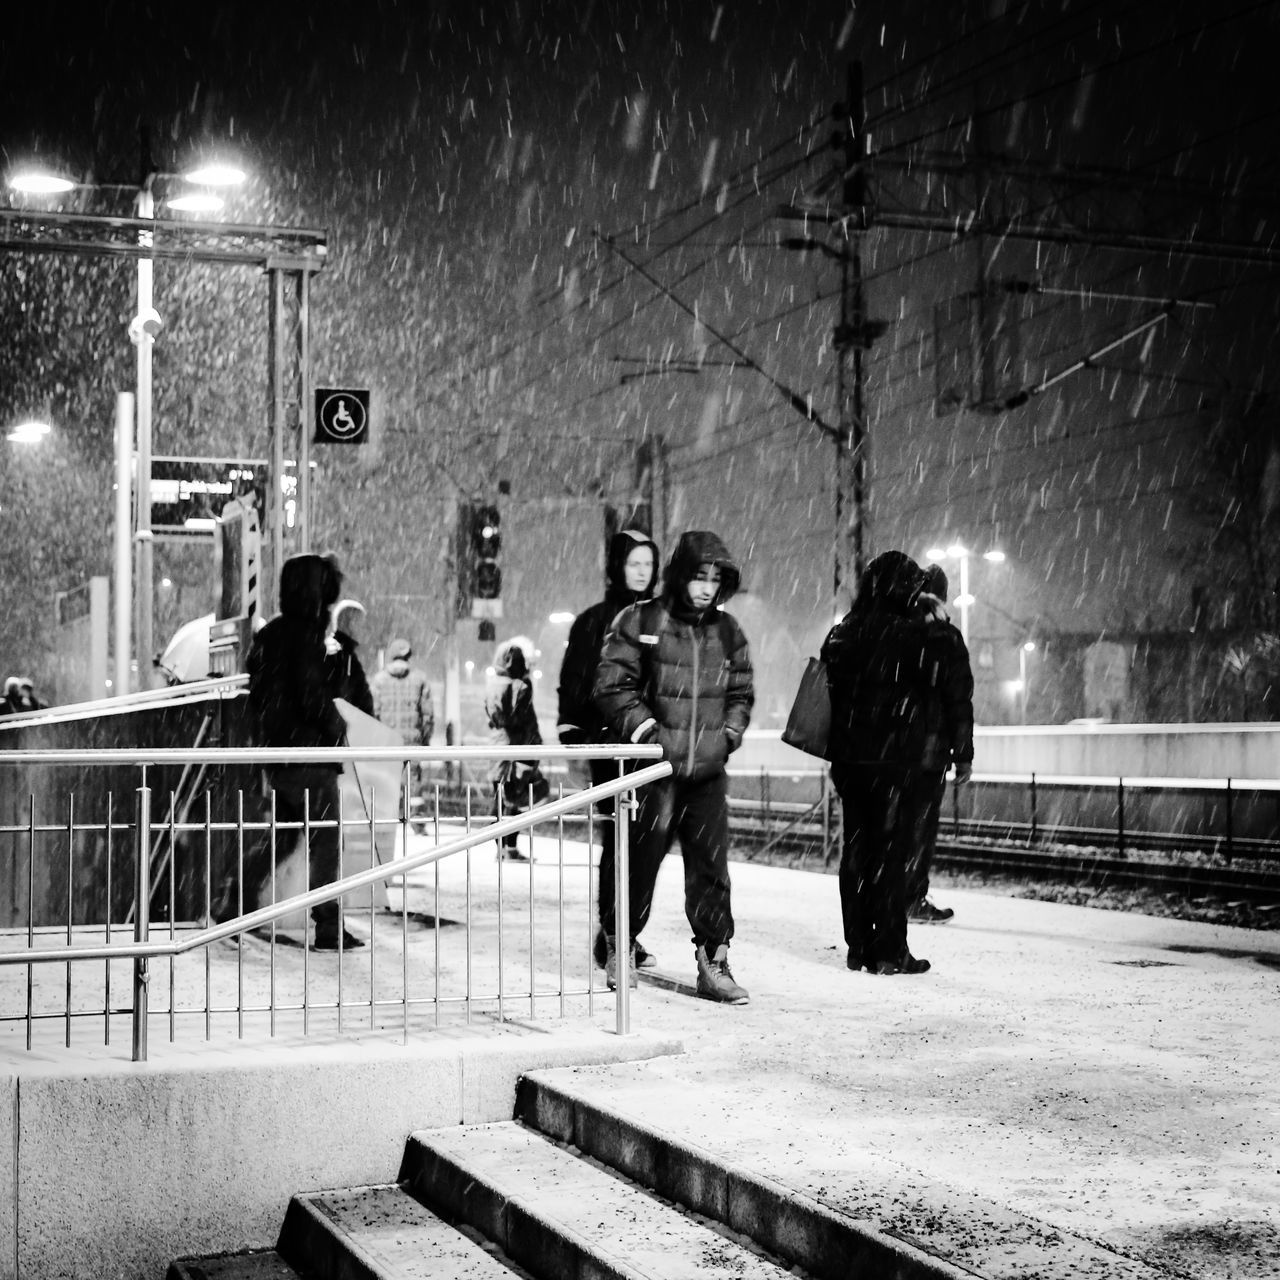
[952, 761, 973, 784]
[558, 725, 587, 746]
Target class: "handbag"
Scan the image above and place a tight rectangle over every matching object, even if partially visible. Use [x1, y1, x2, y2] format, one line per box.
[781, 656, 831, 759]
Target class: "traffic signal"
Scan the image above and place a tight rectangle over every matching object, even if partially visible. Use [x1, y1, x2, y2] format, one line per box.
[463, 502, 502, 620]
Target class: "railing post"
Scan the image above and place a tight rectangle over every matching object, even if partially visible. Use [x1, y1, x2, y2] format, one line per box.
[1116, 778, 1126, 859]
[614, 779, 634, 1035]
[132, 782, 152, 1062]
[1225, 778, 1234, 863]
[1029, 773, 1038, 845]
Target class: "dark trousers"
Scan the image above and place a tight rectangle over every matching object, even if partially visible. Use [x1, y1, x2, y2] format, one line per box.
[600, 771, 733, 952]
[591, 757, 623, 944]
[831, 764, 935, 967]
[905, 770, 947, 906]
[262, 766, 343, 929]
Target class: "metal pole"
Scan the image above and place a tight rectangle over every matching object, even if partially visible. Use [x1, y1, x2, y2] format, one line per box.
[958, 553, 971, 647]
[614, 783, 633, 1034]
[268, 268, 286, 613]
[298, 268, 312, 553]
[132, 782, 152, 1062]
[134, 186, 155, 690]
[113, 393, 134, 696]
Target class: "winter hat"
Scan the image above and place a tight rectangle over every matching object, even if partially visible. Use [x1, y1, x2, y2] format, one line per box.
[388, 638, 412, 660]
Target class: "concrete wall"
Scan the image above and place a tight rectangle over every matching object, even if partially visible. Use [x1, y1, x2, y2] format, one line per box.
[0, 1029, 680, 1280]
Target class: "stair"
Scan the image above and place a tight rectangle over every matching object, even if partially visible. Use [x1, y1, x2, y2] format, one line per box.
[169, 1076, 955, 1280]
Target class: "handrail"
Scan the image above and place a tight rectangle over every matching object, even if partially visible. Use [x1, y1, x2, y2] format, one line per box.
[0, 744, 664, 766]
[0, 676, 247, 729]
[0, 760, 672, 967]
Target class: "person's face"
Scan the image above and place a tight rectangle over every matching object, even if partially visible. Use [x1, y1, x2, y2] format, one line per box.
[685, 563, 722, 611]
[624, 545, 655, 593]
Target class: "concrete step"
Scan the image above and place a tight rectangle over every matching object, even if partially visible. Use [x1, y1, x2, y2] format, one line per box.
[279, 1183, 522, 1278]
[513, 1071, 962, 1280]
[403, 1120, 800, 1279]
[166, 1249, 305, 1280]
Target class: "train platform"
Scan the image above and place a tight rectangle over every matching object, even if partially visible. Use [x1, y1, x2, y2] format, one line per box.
[7, 838, 1279, 1279]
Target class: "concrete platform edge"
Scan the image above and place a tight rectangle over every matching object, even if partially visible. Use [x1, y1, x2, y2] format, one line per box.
[2, 1026, 683, 1280]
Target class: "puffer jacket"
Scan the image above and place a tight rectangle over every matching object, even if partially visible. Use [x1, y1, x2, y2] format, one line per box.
[246, 553, 348, 761]
[556, 528, 660, 744]
[820, 550, 937, 769]
[370, 659, 434, 745]
[594, 531, 754, 782]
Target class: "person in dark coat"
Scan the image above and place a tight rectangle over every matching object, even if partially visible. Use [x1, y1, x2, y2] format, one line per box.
[326, 598, 374, 717]
[556, 528, 660, 971]
[245, 552, 362, 950]
[820, 550, 939, 975]
[485, 636, 547, 861]
[594, 530, 754, 1004]
[906, 564, 975, 924]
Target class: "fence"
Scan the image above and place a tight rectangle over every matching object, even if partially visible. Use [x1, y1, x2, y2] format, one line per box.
[0, 743, 668, 1060]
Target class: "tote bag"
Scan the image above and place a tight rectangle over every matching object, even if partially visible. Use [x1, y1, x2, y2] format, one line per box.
[781, 656, 831, 759]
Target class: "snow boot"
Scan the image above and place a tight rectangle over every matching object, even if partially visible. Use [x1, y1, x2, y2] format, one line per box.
[695, 943, 749, 1005]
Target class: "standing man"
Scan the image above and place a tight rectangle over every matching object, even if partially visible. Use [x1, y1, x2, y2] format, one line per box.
[246, 552, 362, 951]
[907, 564, 975, 924]
[594, 530, 754, 1004]
[370, 638, 434, 818]
[821, 550, 938, 975]
[557, 527, 661, 972]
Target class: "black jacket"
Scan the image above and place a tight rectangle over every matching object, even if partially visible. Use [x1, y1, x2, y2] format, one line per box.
[820, 550, 938, 769]
[594, 531, 754, 782]
[556, 529, 660, 744]
[246, 554, 348, 763]
[919, 599, 975, 772]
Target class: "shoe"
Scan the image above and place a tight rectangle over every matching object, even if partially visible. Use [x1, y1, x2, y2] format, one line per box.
[846, 950, 867, 971]
[635, 941, 657, 969]
[908, 898, 954, 924]
[695, 944, 750, 1005]
[604, 936, 638, 990]
[312, 927, 365, 951]
[595, 929, 656, 970]
[500, 846, 529, 862]
[872, 953, 930, 976]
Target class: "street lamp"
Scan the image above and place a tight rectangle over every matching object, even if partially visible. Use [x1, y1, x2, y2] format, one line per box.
[925, 543, 1006, 647]
[1019, 640, 1036, 724]
[8, 154, 246, 690]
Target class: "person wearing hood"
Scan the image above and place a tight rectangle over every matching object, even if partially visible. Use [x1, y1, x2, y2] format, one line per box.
[326, 599, 374, 718]
[594, 530, 755, 1004]
[370, 637, 434, 819]
[820, 550, 942, 976]
[485, 635, 548, 860]
[556, 528, 661, 972]
[245, 552, 362, 951]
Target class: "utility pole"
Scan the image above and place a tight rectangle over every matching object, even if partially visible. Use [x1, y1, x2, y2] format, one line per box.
[833, 61, 869, 614]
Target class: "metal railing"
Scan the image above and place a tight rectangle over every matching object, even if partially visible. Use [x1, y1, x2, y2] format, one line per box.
[0, 744, 668, 1060]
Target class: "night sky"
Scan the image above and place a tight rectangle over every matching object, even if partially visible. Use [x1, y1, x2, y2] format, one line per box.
[1, 1, 1277, 724]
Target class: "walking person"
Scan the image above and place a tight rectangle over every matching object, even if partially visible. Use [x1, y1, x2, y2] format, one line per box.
[370, 637, 435, 820]
[485, 636, 548, 861]
[906, 564, 975, 924]
[820, 550, 939, 975]
[245, 552, 363, 950]
[326, 598, 374, 716]
[556, 527, 661, 972]
[593, 530, 754, 1003]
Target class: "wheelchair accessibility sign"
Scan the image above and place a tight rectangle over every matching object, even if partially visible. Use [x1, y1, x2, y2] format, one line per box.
[314, 388, 370, 444]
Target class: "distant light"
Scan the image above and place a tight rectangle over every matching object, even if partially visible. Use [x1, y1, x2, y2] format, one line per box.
[945, 542, 968, 558]
[8, 170, 75, 194]
[1004, 679, 1024, 697]
[160, 577, 173, 589]
[955, 592, 975, 608]
[7, 420, 51, 443]
[1023, 640, 1037, 652]
[464, 660, 475, 674]
[548, 611, 575, 624]
[183, 517, 217, 531]
[182, 164, 246, 187]
[983, 550, 1007, 563]
[532, 669, 543, 681]
[924, 547, 946, 562]
[165, 192, 224, 214]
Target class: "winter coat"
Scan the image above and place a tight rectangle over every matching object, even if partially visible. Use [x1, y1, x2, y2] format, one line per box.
[370, 659, 434, 745]
[820, 550, 940, 770]
[594, 530, 754, 783]
[484, 638, 543, 787]
[919, 599, 975, 773]
[246, 553, 348, 764]
[325, 630, 374, 717]
[556, 529, 660, 744]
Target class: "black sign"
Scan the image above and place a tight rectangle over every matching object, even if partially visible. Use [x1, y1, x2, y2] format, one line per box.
[315, 387, 370, 444]
[151, 457, 266, 531]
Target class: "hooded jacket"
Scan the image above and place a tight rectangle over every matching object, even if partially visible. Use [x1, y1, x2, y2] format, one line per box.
[593, 530, 754, 782]
[246, 553, 348, 762]
[485, 637, 542, 785]
[820, 550, 943, 769]
[370, 640, 434, 745]
[556, 529, 660, 744]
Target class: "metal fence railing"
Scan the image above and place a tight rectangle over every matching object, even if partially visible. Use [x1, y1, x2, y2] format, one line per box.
[0, 744, 668, 1061]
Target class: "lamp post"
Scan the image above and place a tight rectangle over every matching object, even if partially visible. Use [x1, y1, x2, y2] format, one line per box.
[1019, 640, 1036, 724]
[9, 152, 245, 690]
[925, 543, 1006, 647]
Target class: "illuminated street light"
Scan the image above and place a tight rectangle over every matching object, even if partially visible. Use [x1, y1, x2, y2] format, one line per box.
[6, 419, 52, 444]
[7, 153, 246, 690]
[925, 543, 1006, 646]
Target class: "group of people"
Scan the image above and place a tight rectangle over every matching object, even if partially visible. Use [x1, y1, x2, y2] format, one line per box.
[554, 534, 973, 1002]
[1, 676, 45, 715]
[242, 535, 973, 987]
